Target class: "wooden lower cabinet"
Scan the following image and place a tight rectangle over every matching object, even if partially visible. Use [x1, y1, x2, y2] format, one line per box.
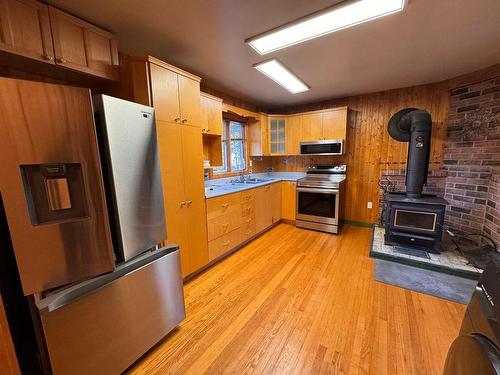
[208, 228, 243, 261]
[206, 182, 282, 261]
[281, 181, 297, 221]
[207, 210, 241, 241]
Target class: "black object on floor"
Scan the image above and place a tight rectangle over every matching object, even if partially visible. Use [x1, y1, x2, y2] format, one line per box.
[443, 259, 500, 375]
[374, 259, 477, 304]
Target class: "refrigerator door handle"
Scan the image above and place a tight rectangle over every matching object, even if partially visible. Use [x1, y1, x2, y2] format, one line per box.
[36, 246, 178, 314]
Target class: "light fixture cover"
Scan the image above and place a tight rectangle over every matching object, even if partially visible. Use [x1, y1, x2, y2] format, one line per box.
[247, 0, 406, 54]
[254, 59, 309, 94]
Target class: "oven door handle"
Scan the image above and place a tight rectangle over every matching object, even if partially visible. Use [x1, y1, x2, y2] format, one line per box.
[296, 187, 339, 194]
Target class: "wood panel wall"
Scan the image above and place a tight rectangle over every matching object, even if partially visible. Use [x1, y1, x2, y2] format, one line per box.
[251, 81, 451, 224]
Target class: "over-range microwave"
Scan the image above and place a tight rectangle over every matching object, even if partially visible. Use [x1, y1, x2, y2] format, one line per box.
[300, 139, 344, 155]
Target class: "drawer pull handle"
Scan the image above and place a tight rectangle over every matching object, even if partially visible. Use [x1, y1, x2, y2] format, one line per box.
[180, 201, 186, 206]
[222, 223, 229, 228]
[181, 119, 188, 123]
[221, 203, 229, 208]
[186, 200, 192, 206]
[56, 57, 67, 63]
[43, 54, 54, 61]
[174, 117, 181, 122]
[246, 219, 252, 223]
[223, 241, 230, 246]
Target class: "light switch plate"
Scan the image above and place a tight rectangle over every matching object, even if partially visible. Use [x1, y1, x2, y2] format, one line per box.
[367, 201, 373, 209]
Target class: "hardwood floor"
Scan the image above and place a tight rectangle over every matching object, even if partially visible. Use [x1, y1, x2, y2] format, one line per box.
[128, 224, 466, 375]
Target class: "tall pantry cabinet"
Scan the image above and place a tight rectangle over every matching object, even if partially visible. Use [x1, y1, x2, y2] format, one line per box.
[120, 56, 208, 277]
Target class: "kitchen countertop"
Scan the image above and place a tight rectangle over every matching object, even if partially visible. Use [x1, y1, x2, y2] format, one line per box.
[205, 172, 305, 199]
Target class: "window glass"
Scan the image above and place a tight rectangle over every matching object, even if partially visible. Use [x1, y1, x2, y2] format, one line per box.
[230, 140, 245, 171]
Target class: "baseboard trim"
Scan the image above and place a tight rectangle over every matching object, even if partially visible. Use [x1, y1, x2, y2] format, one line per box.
[183, 221, 281, 283]
[344, 220, 374, 228]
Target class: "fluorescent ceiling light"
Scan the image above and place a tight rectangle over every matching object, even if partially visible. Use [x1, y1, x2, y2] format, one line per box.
[254, 59, 309, 94]
[247, 0, 406, 54]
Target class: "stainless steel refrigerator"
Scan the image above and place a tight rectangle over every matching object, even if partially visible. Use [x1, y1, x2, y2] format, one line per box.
[0, 78, 185, 375]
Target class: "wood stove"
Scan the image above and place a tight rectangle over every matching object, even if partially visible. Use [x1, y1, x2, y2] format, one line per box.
[384, 108, 448, 253]
[385, 193, 447, 253]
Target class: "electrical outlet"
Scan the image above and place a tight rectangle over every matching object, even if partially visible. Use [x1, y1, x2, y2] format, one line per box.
[367, 201, 373, 209]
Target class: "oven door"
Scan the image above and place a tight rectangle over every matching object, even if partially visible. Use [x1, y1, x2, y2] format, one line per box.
[296, 187, 339, 225]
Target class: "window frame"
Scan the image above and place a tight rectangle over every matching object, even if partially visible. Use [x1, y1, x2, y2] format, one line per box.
[214, 118, 248, 176]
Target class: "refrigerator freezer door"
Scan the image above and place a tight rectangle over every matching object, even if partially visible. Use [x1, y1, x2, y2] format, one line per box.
[0, 78, 115, 295]
[93, 95, 167, 262]
[36, 246, 185, 375]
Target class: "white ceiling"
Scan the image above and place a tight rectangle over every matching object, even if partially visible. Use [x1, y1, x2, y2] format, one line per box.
[47, 0, 500, 109]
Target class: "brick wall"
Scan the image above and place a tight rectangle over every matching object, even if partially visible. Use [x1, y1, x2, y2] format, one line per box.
[443, 77, 500, 239]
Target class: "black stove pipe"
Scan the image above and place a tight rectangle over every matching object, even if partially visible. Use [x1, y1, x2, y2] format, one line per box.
[388, 109, 432, 199]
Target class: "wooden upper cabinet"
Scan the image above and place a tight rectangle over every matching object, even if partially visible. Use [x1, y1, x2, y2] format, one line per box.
[178, 74, 201, 127]
[48, 6, 119, 80]
[269, 118, 286, 155]
[150, 63, 181, 123]
[322, 108, 348, 140]
[300, 112, 323, 142]
[200, 92, 223, 135]
[285, 115, 301, 155]
[248, 113, 269, 157]
[0, 0, 54, 63]
[147, 58, 201, 127]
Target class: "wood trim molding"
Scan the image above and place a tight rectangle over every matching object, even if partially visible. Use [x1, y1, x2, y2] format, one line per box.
[182, 221, 281, 283]
[268, 106, 349, 118]
[122, 55, 202, 82]
[200, 91, 223, 102]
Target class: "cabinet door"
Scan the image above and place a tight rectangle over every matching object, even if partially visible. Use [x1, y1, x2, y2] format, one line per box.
[150, 63, 181, 123]
[285, 115, 301, 155]
[322, 109, 347, 140]
[270, 183, 282, 223]
[200, 94, 223, 135]
[0, 0, 54, 63]
[178, 74, 201, 127]
[281, 181, 297, 220]
[254, 185, 272, 233]
[301, 112, 323, 141]
[181, 126, 209, 275]
[155, 120, 189, 273]
[83, 27, 119, 79]
[48, 6, 119, 80]
[208, 97, 223, 135]
[270, 118, 286, 155]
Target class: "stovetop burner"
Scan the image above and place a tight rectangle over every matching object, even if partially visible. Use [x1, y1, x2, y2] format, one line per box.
[298, 165, 347, 189]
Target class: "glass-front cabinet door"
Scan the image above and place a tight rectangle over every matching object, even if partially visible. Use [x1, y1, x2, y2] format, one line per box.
[270, 118, 286, 154]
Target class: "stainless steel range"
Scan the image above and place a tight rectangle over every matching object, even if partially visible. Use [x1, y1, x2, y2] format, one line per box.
[296, 165, 346, 234]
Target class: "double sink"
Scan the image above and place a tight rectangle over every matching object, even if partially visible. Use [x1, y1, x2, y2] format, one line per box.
[205, 177, 275, 196]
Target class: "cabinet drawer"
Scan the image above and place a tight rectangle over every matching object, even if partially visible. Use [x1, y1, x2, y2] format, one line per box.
[207, 210, 241, 241]
[207, 192, 241, 220]
[241, 225, 256, 241]
[240, 190, 255, 203]
[241, 216, 254, 230]
[241, 202, 255, 218]
[208, 229, 242, 261]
